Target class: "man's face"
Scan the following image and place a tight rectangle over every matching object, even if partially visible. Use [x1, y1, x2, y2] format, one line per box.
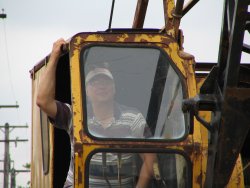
[86, 75, 115, 104]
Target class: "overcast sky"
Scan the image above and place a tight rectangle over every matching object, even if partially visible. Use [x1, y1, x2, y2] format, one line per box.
[0, 0, 249, 187]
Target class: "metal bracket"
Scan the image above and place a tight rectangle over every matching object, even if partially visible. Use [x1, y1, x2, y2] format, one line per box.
[182, 94, 221, 132]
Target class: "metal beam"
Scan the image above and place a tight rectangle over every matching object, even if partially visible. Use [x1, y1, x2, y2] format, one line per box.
[0, 170, 30, 173]
[222, 0, 248, 89]
[182, 0, 199, 16]
[213, 88, 250, 187]
[0, 105, 19, 108]
[0, 139, 28, 142]
[203, 0, 250, 187]
[243, 43, 250, 54]
[217, 0, 230, 82]
[108, 0, 115, 29]
[132, 0, 149, 28]
[0, 125, 28, 128]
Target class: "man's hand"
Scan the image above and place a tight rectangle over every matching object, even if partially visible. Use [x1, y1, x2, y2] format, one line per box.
[50, 38, 66, 62]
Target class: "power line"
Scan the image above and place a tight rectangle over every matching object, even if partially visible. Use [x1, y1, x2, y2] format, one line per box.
[0, 9, 22, 124]
[1, 11, 17, 103]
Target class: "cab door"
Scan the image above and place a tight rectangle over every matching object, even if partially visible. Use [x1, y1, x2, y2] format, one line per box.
[69, 32, 196, 188]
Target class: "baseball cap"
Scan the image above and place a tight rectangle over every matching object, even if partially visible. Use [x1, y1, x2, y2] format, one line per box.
[86, 68, 114, 83]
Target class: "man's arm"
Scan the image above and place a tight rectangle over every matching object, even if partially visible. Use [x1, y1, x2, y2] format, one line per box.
[36, 38, 66, 118]
[137, 153, 156, 188]
[133, 114, 156, 188]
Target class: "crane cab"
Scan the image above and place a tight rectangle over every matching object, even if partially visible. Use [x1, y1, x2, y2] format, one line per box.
[30, 30, 244, 187]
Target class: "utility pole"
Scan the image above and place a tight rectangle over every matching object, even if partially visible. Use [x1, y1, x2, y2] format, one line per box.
[0, 104, 28, 188]
[0, 123, 28, 188]
[0, 161, 30, 188]
[10, 168, 15, 188]
[4, 123, 10, 188]
[10, 168, 30, 188]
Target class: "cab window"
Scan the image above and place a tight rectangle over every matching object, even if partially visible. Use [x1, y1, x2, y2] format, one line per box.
[86, 151, 191, 188]
[81, 45, 187, 140]
[40, 110, 50, 174]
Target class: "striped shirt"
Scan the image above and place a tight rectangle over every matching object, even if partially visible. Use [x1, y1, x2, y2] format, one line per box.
[87, 103, 147, 187]
[51, 101, 148, 188]
[50, 101, 74, 188]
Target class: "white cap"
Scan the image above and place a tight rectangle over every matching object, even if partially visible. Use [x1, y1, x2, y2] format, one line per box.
[86, 68, 113, 83]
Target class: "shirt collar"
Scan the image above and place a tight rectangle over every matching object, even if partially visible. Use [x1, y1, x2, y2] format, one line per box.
[87, 102, 122, 120]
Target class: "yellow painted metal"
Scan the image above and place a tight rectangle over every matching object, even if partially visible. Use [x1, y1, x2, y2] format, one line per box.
[70, 40, 83, 143]
[166, 43, 187, 77]
[193, 78, 245, 187]
[69, 32, 202, 187]
[195, 77, 209, 186]
[70, 33, 191, 144]
[163, 0, 176, 38]
[168, 44, 205, 187]
[227, 156, 245, 187]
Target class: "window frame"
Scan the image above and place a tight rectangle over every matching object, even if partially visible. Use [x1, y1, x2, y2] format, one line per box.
[79, 43, 189, 142]
[85, 148, 192, 188]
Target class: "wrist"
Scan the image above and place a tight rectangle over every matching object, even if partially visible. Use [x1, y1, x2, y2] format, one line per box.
[49, 54, 59, 62]
[48, 55, 60, 66]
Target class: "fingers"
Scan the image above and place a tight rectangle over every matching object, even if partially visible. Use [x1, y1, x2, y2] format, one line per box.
[51, 38, 66, 60]
[53, 38, 66, 53]
[54, 38, 66, 46]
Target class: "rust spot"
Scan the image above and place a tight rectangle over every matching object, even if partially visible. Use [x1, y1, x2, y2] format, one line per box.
[74, 142, 83, 153]
[78, 166, 83, 184]
[72, 32, 175, 46]
[178, 51, 194, 60]
[181, 138, 199, 156]
[79, 129, 84, 141]
[196, 171, 202, 185]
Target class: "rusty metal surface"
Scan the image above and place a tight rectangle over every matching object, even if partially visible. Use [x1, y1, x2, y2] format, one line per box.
[202, 0, 250, 187]
[72, 31, 174, 44]
[68, 31, 203, 187]
[218, 0, 249, 89]
[76, 135, 203, 187]
[182, 0, 199, 16]
[163, 0, 175, 38]
[69, 31, 191, 144]
[213, 88, 250, 187]
[132, 0, 149, 28]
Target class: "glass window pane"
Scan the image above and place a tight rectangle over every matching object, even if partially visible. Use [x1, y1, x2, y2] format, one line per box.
[87, 152, 190, 188]
[154, 66, 185, 139]
[40, 110, 50, 174]
[81, 46, 186, 140]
